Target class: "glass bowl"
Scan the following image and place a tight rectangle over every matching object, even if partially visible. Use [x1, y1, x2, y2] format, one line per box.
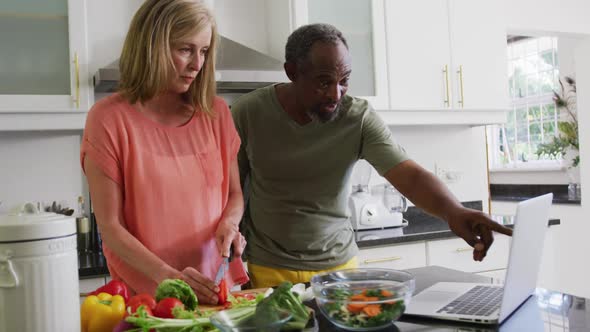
[310, 268, 415, 331]
[210, 307, 292, 332]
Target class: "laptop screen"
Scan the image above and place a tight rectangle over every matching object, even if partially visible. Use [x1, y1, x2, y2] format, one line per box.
[498, 193, 553, 322]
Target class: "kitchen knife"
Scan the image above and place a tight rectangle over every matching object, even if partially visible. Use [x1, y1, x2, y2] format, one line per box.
[214, 257, 228, 285]
[214, 245, 234, 285]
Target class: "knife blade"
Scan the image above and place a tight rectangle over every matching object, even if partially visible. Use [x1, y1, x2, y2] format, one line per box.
[214, 245, 234, 285]
[214, 257, 228, 285]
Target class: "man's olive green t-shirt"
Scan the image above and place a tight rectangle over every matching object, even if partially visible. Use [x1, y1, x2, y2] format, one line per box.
[231, 84, 409, 270]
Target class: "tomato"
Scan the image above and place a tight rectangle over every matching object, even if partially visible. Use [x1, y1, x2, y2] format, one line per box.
[124, 293, 157, 317]
[125, 304, 153, 317]
[153, 297, 184, 318]
[218, 279, 228, 304]
[128, 293, 157, 311]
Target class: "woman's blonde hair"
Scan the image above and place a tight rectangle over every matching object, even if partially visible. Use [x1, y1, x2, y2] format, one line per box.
[118, 0, 217, 115]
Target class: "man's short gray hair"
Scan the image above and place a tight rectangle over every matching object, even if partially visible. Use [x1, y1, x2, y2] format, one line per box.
[285, 23, 348, 66]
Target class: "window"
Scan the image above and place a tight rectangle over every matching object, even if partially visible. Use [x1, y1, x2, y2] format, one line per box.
[489, 36, 561, 169]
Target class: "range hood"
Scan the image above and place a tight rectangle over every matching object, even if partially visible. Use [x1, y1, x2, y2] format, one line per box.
[94, 36, 288, 94]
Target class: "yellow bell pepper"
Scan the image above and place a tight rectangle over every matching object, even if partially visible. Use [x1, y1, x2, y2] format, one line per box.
[81, 292, 126, 332]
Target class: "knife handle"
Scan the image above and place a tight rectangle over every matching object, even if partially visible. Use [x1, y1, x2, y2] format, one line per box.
[228, 244, 234, 262]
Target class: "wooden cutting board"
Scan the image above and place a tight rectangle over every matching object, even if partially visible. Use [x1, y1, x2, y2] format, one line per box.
[198, 287, 269, 311]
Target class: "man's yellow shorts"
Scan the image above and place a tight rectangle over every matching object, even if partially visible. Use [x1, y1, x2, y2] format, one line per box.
[247, 257, 358, 288]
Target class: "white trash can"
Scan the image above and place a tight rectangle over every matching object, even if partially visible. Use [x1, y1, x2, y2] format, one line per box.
[0, 212, 80, 332]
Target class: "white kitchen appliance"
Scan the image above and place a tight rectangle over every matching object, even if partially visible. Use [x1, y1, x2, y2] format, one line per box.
[348, 162, 407, 230]
[0, 210, 80, 332]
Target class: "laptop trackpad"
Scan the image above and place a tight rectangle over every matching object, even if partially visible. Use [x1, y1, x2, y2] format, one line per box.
[407, 290, 463, 313]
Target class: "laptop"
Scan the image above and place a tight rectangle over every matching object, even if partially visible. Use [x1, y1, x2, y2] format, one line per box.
[405, 193, 553, 325]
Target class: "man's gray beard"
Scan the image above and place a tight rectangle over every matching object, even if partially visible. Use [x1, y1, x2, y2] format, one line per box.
[306, 104, 342, 123]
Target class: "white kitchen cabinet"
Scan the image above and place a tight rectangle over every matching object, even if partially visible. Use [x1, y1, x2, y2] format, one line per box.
[385, 0, 451, 110]
[0, 0, 91, 131]
[214, 0, 507, 126]
[358, 242, 427, 270]
[448, 0, 508, 110]
[302, 0, 389, 110]
[426, 235, 510, 273]
[0, 0, 91, 113]
[385, 0, 508, 111]
[228, 0, 390, 110]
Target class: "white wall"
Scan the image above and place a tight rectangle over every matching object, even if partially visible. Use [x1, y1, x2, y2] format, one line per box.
[504, 0, 590, 36]
[355, 126, 490, 212]
[0, 132, 83, 214]
[86, 0, 144, 78]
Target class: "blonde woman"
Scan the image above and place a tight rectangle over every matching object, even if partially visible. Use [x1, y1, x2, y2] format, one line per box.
[81, 0, 248, 304]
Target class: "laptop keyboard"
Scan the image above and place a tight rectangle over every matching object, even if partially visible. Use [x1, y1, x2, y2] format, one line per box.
[436, 285, 503, 317]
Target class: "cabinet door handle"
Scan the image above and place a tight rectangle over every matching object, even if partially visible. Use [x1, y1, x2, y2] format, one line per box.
[455, 247, 472, 253]
[363, 256, 402, 264]
[72, 52, 80, 108]
[443, 65, 450, 107]
[457, 65, 464, 108]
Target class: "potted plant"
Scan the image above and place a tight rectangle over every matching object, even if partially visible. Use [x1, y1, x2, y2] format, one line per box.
[536, 76, 580, 198]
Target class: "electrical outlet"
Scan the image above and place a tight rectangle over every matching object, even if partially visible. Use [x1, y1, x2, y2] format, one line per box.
[434, 163, 461, 183]
[434, 163, 448, 179]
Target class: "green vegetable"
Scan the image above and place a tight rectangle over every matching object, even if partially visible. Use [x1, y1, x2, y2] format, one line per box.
[323, 287, 405, 329]
[227, 293, 264, 309]
[155, 279, 198, 311]
[256, 281, 310, 330]
[217, 306, 257, 326]
[125, 305, 215, 332]
[172, 306, 197, 319]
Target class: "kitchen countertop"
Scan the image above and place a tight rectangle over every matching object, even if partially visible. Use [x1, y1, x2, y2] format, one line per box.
[491, 184, 581, 205]
[355, 214, 560, 248]
[306, 265, 590, 331]
[493, 194, 580, 204]
[78, 210, 561, 278]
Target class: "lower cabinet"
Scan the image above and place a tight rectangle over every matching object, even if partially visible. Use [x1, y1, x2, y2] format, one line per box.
[359, 235, 511, 277]
[358, 242, 427, 270]
[426, 235, 510, 273]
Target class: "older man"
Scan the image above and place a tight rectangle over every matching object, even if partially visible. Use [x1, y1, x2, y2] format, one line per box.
[231, 23, 512, 288]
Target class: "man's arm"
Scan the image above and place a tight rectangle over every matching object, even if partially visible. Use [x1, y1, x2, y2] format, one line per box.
[384, 159, 513, 261]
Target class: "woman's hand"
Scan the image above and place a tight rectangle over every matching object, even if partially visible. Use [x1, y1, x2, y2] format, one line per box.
[215, 219, 246, 258]
[179, 267, 220, 305]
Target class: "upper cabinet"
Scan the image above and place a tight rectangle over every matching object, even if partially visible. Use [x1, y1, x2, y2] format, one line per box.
[0, 0, 91, 114]
[447, 0, 509, 110]
[294, 0, 389, 110]
[214, 0, 389, 109]
[385, 0, 509, 111]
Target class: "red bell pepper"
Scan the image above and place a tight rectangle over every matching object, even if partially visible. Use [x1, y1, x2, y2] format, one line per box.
[217, 278, 228, 305]
[89, 280, 130, 303]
